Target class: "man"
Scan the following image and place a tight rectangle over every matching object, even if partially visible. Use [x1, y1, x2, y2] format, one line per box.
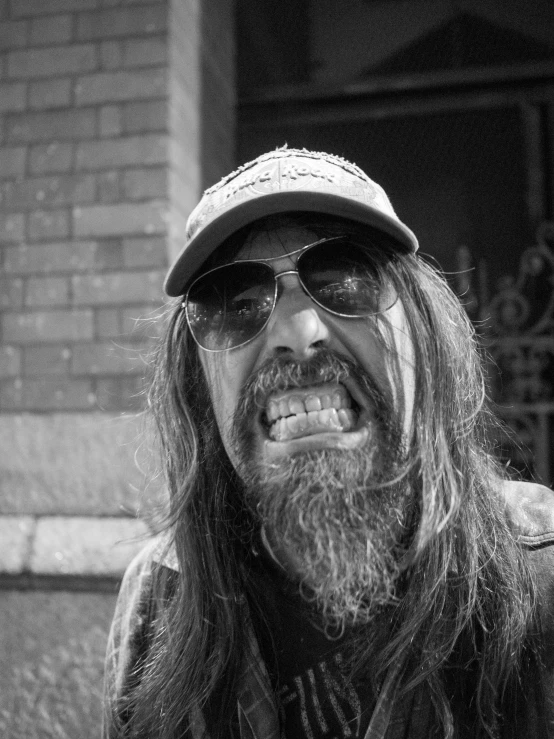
[103, 147, 554, 738]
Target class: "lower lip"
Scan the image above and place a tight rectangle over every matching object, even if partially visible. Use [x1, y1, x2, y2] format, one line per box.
[262, 424, 371, 459]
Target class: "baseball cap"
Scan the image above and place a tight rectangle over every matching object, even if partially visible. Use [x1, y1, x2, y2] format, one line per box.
[164, 146, 419, 297]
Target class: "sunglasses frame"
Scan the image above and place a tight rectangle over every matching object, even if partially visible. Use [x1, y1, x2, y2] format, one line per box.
[182, 236, 397, 352]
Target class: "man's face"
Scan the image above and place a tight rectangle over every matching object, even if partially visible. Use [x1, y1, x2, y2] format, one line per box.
[197, 224, 416, 625]
[198, 225, 415, 469]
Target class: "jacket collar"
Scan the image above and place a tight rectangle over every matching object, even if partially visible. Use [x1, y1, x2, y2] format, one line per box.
[501, 480, 554, 546]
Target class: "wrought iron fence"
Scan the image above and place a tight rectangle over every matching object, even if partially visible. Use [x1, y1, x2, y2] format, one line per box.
[484, 222, 554, 486]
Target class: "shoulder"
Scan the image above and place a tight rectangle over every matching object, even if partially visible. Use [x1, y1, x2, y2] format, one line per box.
[106, 537, 161, 659]
[103, 534, 177, 731]
[501, 480, 554, 641]
[500, 479, 554, 547]
[111, 533, 178, 634]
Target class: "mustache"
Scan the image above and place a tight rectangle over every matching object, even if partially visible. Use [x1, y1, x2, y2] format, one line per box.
[235, 349, 396, 432]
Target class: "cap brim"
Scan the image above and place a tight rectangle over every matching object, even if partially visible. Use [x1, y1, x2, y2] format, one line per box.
[164, 190, 418, 297]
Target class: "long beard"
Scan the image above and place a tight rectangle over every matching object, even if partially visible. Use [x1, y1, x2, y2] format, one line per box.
[232, 351, 413, 631]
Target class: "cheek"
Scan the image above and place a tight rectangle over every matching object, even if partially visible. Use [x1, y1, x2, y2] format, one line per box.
[198, 353, 233, 438]
[198, 349, 256, 448]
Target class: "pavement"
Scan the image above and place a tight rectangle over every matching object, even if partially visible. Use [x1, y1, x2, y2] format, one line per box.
[0, 514, 152, 739]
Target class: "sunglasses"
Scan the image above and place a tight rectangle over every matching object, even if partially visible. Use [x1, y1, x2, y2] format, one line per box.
[183, 236, 397, 352]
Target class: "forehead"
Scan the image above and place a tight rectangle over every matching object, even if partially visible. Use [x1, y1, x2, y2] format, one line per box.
[235, 225, 319, 261]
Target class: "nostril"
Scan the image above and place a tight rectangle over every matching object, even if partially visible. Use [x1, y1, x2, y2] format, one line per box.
[266, 302, 331, 358]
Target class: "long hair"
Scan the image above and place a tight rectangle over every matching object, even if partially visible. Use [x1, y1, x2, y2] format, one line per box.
[109, 215, 536, 738]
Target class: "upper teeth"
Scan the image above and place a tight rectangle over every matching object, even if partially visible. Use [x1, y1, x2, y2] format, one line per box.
[266, 384, 352, 423]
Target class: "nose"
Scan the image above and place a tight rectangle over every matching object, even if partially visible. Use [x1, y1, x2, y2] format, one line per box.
[265, 277, 330, 359]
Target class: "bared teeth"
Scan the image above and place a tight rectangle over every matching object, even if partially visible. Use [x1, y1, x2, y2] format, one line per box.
[267, 399, 279, 420]
[268, 407, 357, 441]
[265, 384, 353, 424]
[289, 396, 305, 415]
[305, 394, 322, 412]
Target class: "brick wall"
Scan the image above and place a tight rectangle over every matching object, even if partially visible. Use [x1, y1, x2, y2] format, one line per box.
[0, 2, 235, 734]
[0, 0, 236, 412]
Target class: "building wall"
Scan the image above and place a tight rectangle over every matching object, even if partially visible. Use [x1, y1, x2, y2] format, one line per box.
[0, 0, 235, 413]
[310, 0, 554, 84]
[0, 2, 235, 735]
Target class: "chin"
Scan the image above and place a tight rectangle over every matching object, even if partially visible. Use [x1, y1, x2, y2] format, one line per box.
[251, 444, 408, 629]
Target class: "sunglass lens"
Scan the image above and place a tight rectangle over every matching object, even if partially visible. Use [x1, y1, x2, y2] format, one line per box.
[300, 240, 396, 316]
[186, 263, 275, 351]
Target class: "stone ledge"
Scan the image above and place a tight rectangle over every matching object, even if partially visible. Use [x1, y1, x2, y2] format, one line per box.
[0, 515, 151, 587]
[0, 572, 123, 592]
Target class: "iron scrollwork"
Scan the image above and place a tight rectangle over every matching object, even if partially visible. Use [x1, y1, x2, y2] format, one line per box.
[485, 222, 554, 485]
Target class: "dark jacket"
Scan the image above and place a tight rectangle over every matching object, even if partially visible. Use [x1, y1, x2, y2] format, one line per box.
[103, 480, 554, 738]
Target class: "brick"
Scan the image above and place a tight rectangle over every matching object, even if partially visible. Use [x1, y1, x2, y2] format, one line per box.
[95, 307, 120, 337]
[4, 241, 97, 274]
[95, 375, 145, 411]
[2, 309, 94, 343]
[6, 109, 96, 143]
[75, 67, 166, 105]
[94, 237, 123, 268]
[0, 345, 21, 378]
[27, 208, 70, 241]
[75, 133, 167, 170]
[23, 344, 71, 375]
[28, 78, 71, 110]
[0, 20, 28, 50]
[7, 44, 97, 79]
[12, 0, 98, 17]
[25, 275, 70, 307]
[0, 376, 95, 410]
[29, 142, 73, 174]
[122, 235, 167, 268]
[123, 99, 166, 134]
[0, 213, 25, 242]
[29, 13, 72, 45]
[73, 201, 166, 237]
[30, 516, 150, 575]
[97, 170, 121, 202]
[0, 146, 26, 179]
[0, 276, 24, 308]
[72, 270, 164, 305]
[3, 174, 96, 210]
[123, 35, 167, 67]
[0, 517, 34, 573]
[99, 104, 122, 137]
[99, 40, 122, 69]
[77, 6, 167, 40]
[71, 340, 143, 374]
[0, 82, 26, 112]
[122, 166, 166, 200]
